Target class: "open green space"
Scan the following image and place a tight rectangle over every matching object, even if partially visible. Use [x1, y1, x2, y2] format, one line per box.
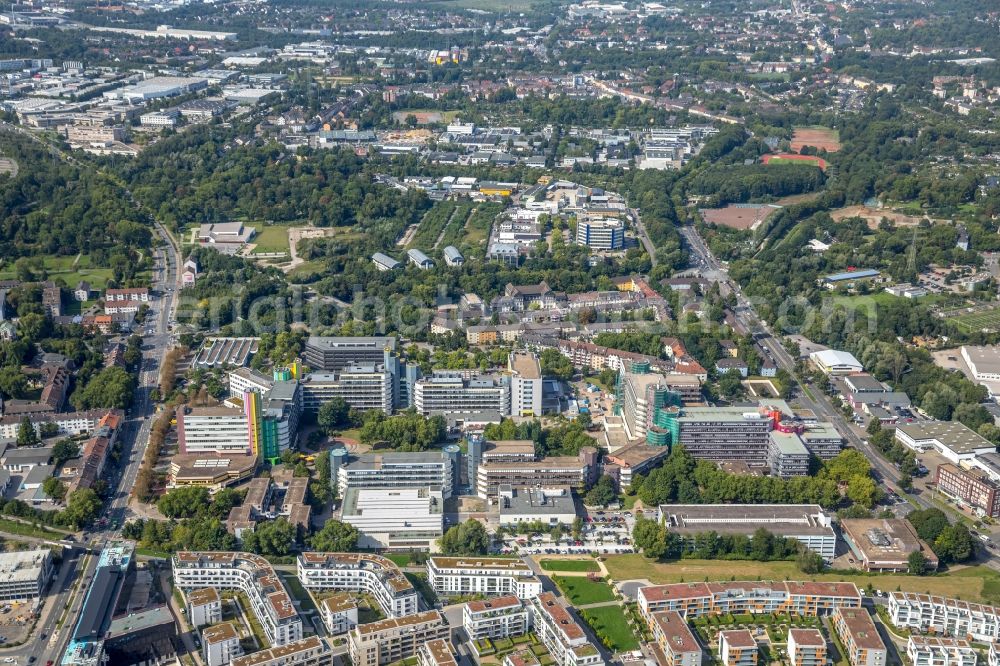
[603, 555, 1000, 604]
[951, 307, 1000, 333]
[579, 605, 640, 652]
[552, 575, 616, 605]
[0, 254, 116, 290]
[251, 224, 292, 254]
[0, 518, 70, 540]
[539, 558, 600, 573]
[429, 0, 548, 10]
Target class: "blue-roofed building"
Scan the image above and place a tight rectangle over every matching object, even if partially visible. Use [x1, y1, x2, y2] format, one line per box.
[408, 248, 434, 270]
[443, 246, 464, 267]
[63, 541, 135, 666]
[822, 269, 880, 286]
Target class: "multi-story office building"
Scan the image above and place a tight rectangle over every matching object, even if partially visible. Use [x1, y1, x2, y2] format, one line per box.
[252, 380, 303, 459]
[203, 622, 242, 666]
[652, 402, 790, 466]
[428, 557, 542, 599]
[296, 552, 418, 618]
[800, 423, 844, 459]
[657, 505, 837, 561]
[831, 608, 886, 666]
[463, 596, 530, 640]
[414, 374, 511, 416]
[187, 588, 222, 627]
[649, 611, 701, 666]
[935, 463, 1000, 518]
[300, 367, 394, 414]
[303, 337, 397, 371]
[173, 552, 303, 646]
[341, 487, 443, 550]
[575, 218, 625, 250]
[788, 629, 827, 666]
[337, 451, 454, 498]
[888, 592, 1000, 641]
[0, 549, 52, 601]
[906, 636, 977, 666]
[638, 581, 862, 619]
[418, 639, 458, 666]
[175, 406, 251, 454]
[476, 450, 595, 499]
[619, 368, 678, 441]
[530, 593, 604, 666]
[229, 367, 274, 397]
[840, 519, 939, 572]
[719, 630, 758, 666]
[232, 637, 332, 666]
[319, 593, 359, 635]
[63, 541, 135, 666]
[509, 352, 543, 417]
[348, 611, 449, 666]
[767, 431, 811, 478]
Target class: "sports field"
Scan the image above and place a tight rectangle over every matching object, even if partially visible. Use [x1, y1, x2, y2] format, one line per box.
[762, 153, 828, 171]
[791, 126, 841, 153]
[951, 306, 1000, 333]
[699, 204, 781, 230]
[603, 555, 1000, 604]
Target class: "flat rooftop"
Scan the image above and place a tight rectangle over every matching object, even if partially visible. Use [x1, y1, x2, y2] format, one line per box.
[896, 421, 994, 455]
[840, 519, 937, 566]
[500, 486, 578, 517]
[659, 504, 833, 536]
[509, 352, 541, 379]
[834, 609, 885, 652]
[652, 611, 700, 654]
[431, 556, 532, 572]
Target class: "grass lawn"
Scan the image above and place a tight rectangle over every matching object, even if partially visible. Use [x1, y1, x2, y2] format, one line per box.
[280, 572, 318, 613]
[251, 225, 291, 254]
[540, 559, 600, 573]
[580, 605, 640, 652]
[0, 518, 70, 540]
[405, 572, 440, 607]
[552, 576, 616, 605]
[0, 254, 116, 290]
[603, 555, 1000, 604]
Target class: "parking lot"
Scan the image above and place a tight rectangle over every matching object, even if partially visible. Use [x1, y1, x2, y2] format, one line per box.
[502, 510, 637, 556]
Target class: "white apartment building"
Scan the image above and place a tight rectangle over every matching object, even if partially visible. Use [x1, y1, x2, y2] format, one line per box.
[0, 549, 52, 601]
[203, 622, 242, 666]
[232, 637, 332, 666]
[320, 593, 359, 635]
[638, 581, 862, 619]
[296, 553, 419, 618]
[348, 611, 449, 666]
[989, 642, 999, 666]
[176, 406, 251, 455]
[889, 592, 1000, 641]
[300, 367, 393, 414]
[173, 552, 303, 646]
[907, 636, 977, 666]
[530, 592, 604, 666]
[463, 595, 530, 640]
[428, 557, 543, 599]
[187, 587, 222, 627]
[649, 611, 702, 666]
[342, 487, 443, 550]
[337, 451, 454, 498]
[414, 375, 511, 416]
[418, 639, 458, 666]
[509, 352, 543, 417]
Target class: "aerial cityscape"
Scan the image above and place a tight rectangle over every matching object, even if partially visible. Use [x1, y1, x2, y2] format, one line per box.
[1, 0, 1000, 665]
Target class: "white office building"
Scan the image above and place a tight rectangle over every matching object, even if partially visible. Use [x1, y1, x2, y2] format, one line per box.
[341, 487, 444, 550]
[300, 367, 393, 414]
[414, 374, 511, 416]
[0, 549, 52, 601]
[509, 352, 543, 417]
[428, 556, 543, 599]
[575, 218, 625, 250]
[336, 451, 454, 498]
[176, 406, 251, 455]
[296, 553, 418, 618]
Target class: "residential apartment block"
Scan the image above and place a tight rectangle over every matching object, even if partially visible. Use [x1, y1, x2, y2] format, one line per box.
[187, 587, 222, 627]
[203, 622, 242, 666]
[638, 581, 862, 619]
[418, 639, 459, 666]
[509, 352, 543, 417]
[319, 593, 359, 635]
[529, 593, 604, 666]
[831, 608, 886, 666]
[719, 630, 758, 666]
[173, 552, 303, 646]
[788, 629, 827, 666]
[232, 636, 332, 666]
[888, 592, 1000, 641]
[296, 552, 419, 618]
[463, 595, 530, 640]
[348, 611, 449, 666]
[428, 557, 543, 599]
[906, 636, 977, 666]
[648, 611, 701, 666]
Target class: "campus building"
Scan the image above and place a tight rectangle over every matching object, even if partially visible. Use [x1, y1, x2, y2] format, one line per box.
[657, 505, 837, 561]
[348, 611, 449, 666]
[840, 519, 939, 572]
[303, 337, 397, 372]
[341, 487, 443, 550]
[638, 581, 862, 619]
[296, 552, 419, 619]
[895, 421, 996, 465]
[414, 374, 511, 416]
[62, 541, 135, 666]
[337, 451, 455, 499]
[462, 596, 530, 640]
[575, 218, 625, 250]
[300, 367, 394, 414]
[935, 463, 1000, 518]
[0, 549, 52, 601]
[509, 352, 543, 417]
[175, 405, 251, 454]
[831, 608, 886, 666]
[428, 557, 543, 599]
[529, 593, 605, 666]
[476, 449, 596, 499]
[173, 552, 303, 647]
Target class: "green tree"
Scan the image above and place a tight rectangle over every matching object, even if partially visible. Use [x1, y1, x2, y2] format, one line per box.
[157, 486, 210, 519]
[52, 439, 81, 467]
[585, 475, 618, 506]
[438, 519, 490, 556]
[633, 516, 669, 559]
[908, 551, 929, 576]
[61, 488, 102, 528]
[42, 476, 67, 503]
[309, 520, 359, 552]
[72, 367, 135, 410]
[242, 518, 297, 556]
[934, 524, 974, 564]
[16, 417, 38, 447]
[796, 549, 824, 574]
[317, 398, 350, 432]
[0, 367, 28, 399]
